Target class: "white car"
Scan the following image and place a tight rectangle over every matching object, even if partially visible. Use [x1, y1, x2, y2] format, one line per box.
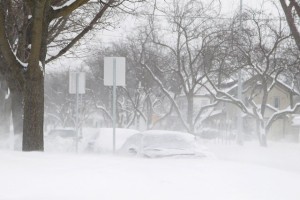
[119, 130, 208, 158]
[88, 128, 139, 153]
[45, 128, 77, 152]
[47, 128, 77, 138]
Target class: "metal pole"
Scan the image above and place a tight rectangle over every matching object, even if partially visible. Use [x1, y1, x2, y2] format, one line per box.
[113, 58, 117, 153]
[76, 72, 79, 152]
[237, 0, 243, 145]
[80, 93, 83, 138]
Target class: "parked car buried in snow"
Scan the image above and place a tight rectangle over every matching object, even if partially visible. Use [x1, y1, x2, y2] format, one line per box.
[47, 128, 77, 138]
[44, 128, 77, 152]
[86, 128, 139, 153]
[119, 130, 208, 158]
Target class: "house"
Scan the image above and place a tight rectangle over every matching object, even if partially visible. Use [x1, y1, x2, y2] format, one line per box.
[210, 75, 300, 142]
[160, 86, 214, 133]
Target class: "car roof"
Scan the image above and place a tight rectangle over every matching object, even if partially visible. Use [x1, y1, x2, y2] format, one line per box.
[50, 128, 75, 131]
[141, 130, 193, 136]
[139, 130, 195, 140]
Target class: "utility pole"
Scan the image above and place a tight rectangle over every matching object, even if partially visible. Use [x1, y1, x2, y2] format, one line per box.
[237, 0, 244, 145]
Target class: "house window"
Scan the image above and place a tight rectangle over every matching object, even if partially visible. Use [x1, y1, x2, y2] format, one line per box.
[274, 97, 280, 109]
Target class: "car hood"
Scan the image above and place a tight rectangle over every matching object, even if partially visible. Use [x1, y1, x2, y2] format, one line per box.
[142, 147, 198, 158]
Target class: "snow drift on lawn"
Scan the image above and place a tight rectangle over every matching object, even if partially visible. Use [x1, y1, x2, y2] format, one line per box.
[1, 129, 300, 200]
[43, 128, 139, 153]
[0, 144, 300, 199]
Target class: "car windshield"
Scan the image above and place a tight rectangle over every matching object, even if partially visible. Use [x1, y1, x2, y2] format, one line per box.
[142, 134, 193, 150]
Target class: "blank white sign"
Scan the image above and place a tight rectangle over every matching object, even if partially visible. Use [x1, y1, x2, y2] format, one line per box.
[104, 57, 126, 86]
[69, 72, 86, 94]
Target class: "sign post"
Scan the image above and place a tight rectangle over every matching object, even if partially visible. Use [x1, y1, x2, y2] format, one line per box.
[104, 57, 125, 153]
[69, 71, 86, 153]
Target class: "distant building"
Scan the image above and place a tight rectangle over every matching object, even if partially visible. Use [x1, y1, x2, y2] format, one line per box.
[209, 76, 300, 142]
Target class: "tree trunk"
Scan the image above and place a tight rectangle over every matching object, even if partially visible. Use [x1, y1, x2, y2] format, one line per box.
[11, 90, 23, 135]
[187, 94, 194, 134]
[2, 97, 11, 133]
[258, 79, 268, 147]
[1, 67, 24, 136]
[256, 119, 267, 147]
[146, 96, 152, 129]
[0, 98, 11, 133]
[0, 79, 11, 133]
[22, 76, 44, 151]
[279, 0, 300, 51]
[260, 133, 267, 147]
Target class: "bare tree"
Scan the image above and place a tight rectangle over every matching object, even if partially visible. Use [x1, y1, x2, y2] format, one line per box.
[85, 41, 169, 130]
[143, 0, 222, 133]
[0, 0, 144, 151]
[206, 9, 300, 146]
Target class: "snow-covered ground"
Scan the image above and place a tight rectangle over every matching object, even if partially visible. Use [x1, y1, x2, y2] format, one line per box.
[0, 134, 300, 200]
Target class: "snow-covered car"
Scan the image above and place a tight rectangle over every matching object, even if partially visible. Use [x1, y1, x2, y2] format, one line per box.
[44, 128, 139, 153]
[119, 130, 208, 158]
[87, 128, 139, 153]
[44, 128, 78, 152]
[47, 128, 77, 138]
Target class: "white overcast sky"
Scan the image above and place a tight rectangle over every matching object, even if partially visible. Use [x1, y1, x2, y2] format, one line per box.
[100, 0, 279, 43]
[46, 0, 280, 72]
[221, 0, 272, 14]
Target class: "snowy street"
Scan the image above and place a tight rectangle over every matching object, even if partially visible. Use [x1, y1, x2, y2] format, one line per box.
[1, 142, 300, 200]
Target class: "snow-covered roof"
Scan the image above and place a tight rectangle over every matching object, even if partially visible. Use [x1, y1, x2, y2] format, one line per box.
[276, 80, 300, 95]
[224, 75, 300, 96]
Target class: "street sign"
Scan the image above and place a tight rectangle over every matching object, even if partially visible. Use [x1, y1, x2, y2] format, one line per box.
[104, 57, 126, 153]
[104, 57, 126, 86]
[68, 71, 86, 153]
[69, 72, 86, 94]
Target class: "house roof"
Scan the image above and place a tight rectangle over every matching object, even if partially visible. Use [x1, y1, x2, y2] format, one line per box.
[224, 75, 300, 96]
[275, 80, 300, 95]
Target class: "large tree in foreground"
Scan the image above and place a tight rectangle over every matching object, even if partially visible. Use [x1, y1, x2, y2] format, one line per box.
[0, 0, 141, 151]
[280, 0, 300, 50]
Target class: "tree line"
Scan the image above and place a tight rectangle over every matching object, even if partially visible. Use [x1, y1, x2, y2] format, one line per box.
[45, 0, 300, 147]
[1, 0, 300, 150]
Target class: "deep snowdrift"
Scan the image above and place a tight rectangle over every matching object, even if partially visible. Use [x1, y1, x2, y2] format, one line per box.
[0, 139, 300, 200]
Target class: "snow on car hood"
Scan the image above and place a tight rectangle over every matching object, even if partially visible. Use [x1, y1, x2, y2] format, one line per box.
[142, 147, 196, 158]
